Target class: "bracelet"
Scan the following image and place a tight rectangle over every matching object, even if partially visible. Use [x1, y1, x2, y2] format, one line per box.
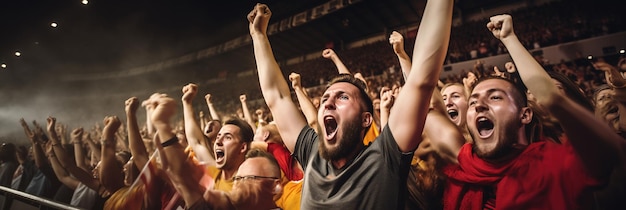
[161, 136, 179, 148]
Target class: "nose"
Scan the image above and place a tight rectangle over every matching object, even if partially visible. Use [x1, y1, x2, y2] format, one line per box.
[473, 99, 488, 113]
[445, 98, 453, 107]
[323, 98, 336, 110]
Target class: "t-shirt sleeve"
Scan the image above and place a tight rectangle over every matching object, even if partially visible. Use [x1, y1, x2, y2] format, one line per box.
[377, 124, 415, 172]
[294, 125, 318, 171]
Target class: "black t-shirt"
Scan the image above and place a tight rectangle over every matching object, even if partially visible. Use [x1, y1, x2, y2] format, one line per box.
[294, 124, 414, 210]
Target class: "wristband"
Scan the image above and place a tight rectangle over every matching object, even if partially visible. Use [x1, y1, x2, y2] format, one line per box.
[161, 136, 179, 148]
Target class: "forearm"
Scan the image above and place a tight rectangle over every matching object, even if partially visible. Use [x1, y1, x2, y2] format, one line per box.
[252, 33, 306, 152]
[72, 141, 89, 171]
[331, 55, 350, 75]
[396, 50, 412, 80]
[183, 103, 213, 163]
[100, 133, 124, 192]
[294, 87, 318, 127]
[32, 143, 48, 168]
[47, 153, 78, 190]
[127, 113, 149, 170]
[500, 36, 558, 106]
[241, 101, 256, 130]
[207, 102, 220, 121]
[388, 0, 453, 152]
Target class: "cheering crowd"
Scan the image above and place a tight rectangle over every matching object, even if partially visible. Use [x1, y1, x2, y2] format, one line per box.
[1, 0, 625, 209]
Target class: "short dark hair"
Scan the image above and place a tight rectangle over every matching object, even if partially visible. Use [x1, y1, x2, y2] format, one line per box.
[223, 117, 254, 144]
[326, 74, 374, 115]
[245, 149, 280, 177]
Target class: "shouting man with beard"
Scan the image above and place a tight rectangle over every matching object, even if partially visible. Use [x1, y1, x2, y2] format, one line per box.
[440, 15, 624, 209]
[249, 0, 453, 208]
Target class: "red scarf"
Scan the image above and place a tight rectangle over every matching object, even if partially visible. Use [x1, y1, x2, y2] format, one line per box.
[442, 141, 599, 210]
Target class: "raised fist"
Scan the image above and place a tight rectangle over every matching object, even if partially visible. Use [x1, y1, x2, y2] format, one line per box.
[487, 14, 515, 40]
[182, 83, 198, 103]
[125, 97, 140, 114]
[289, 72, 301, 89]
[504, 62, 516, 73]
[71, 128, 84, 141]
[322, 49, 336, 59]
[240, 94, 247, 102]
[248, 3, 272, 36]
[389, 31, 405, 54]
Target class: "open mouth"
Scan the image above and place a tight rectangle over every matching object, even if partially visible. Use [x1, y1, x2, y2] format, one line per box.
[476, 117, 494, 138]
[324, 116, 338, 140]
[215, 149, 225, 162]
[447, 109, 459, 120]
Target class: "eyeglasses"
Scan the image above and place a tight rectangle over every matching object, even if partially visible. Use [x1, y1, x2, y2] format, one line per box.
[232, 175, 279, 182]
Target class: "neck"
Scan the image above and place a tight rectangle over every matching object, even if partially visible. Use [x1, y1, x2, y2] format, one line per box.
[330, 143, 364, 169]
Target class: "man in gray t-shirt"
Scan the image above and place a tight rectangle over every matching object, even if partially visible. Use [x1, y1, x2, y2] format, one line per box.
[248, 0, 453, 208]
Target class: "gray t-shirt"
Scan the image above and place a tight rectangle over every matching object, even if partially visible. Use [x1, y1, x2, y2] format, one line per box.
[294, 124, 413, 210]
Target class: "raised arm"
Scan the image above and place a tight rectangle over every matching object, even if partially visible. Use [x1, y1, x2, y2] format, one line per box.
[249, 3, 307, 152]
[45, 145, 79, 190]
[99, 116, 125, 193]
[21, 119, 47, 169]
[379, 86, 394, 128]
[204, 94, 221, 121]
[388, 0, 454, 152]
[70, 128, 90, 171]
[488, 14, 623, 177]
[322, 49, 351, 74]
[239, 94, 257, 130]
[151, 94, 206, 206]
[389, 31, 412, 79]
[289, 72, 318, 129]
[182, 84, 214, 164]
[125, 97, 149, 170]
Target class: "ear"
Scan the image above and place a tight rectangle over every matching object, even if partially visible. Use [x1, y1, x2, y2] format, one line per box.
[240, 141, 248, 154]
[520, 107, 533, 125]
[361, 112, 373, 128]
[272, 181, 282, 195]
[262, 130, 271, 141]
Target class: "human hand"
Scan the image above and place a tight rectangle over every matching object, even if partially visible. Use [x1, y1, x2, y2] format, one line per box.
[71, 128, 84, 142]
[389, 31, 405, 55]
[205, 94, 213, 104]
[102, 116, 121, 139]
[462, 72, 478, 90]
[248, 3, 272, 36]
[182, 83, 198, 104]
[46, 116, 57, 132]
[505, 61, 516, 73]
[125, 97, 140, 114]
[240, 94, 247, 103]
[289, 72, 302, 89]
[487, 14, 515, 40]
[322, 49, 336, 59]
[380, 87, 394, 110]
[492, 66, 505, 78]
[150, 94, 177, 126]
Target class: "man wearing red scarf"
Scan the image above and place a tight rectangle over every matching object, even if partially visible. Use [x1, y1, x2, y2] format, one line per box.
[441, 14, 624, 209]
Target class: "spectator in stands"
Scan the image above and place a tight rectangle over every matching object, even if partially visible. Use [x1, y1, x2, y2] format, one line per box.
[0, 143, 18, 188]
[250, 0, 452, 208]
[439, 14, 623, 209]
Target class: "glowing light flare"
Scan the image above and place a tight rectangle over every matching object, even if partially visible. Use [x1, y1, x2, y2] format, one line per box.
[1, 64, 6, 68]
[51, 22, 58, 28]
[15, 51, 21, 57]
[82, 0, 88, 5]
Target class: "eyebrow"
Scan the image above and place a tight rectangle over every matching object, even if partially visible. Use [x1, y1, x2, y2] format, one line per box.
[470, 88, 506, 99]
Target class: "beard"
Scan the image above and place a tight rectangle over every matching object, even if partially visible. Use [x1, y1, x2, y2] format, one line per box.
[472, 122, 520, 160]
[318, 118, 363, 161]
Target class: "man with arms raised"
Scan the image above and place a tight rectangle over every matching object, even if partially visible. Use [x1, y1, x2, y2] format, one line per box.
[439, 14, 624, 209]
[248, 0, 453, 208]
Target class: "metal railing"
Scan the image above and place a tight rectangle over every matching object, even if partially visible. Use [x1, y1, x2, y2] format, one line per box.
[0, 186, 83, 210]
